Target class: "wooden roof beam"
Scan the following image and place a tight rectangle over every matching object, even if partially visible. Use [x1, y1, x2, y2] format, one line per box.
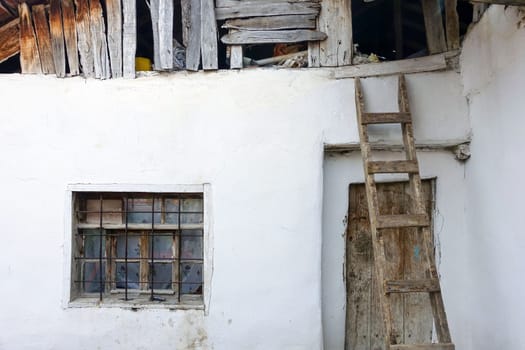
[0, 17, 19, 64]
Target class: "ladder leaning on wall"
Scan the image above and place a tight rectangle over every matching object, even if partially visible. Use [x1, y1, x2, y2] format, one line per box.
[354, 74, 454, 350]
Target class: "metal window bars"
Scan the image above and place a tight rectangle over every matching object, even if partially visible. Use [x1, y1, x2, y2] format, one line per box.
[74, 193, 204, 303]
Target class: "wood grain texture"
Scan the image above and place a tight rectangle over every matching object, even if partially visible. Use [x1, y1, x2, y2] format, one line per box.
[89, 0, 110, 79]
[158, 0, 173, 69]
[185, 0, 201, 71]
[421, 0, 446, 54]
[318, 0, 352, 66]
[367, 160, 419, 174]
[386, 279, 441, 293]
[19, 3, 42, 74]
[223, 14, 316, 30]
[122, 0, 136, 78]
[149, 0, 160, 69]
[181, 0, 190, 46]
[215, 1, 320, 20]
[75, 0, 94, 77]
[216, 0, 319, 8]
[201, 0, 218, 69]
[445, 0, 459, 50]
[221, 29, 326, 44]
[32, 5, 55, 74]
[106, 0, 122, 77]
[361, 112, 412, 125]
[376, 214, 429, 229]
[0, 18, 19, 64]
[62, 0, 79, 75]
[49, 0, 66, 77]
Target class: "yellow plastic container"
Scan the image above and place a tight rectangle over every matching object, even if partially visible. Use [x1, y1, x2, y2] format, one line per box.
[135, 57, 152, 71]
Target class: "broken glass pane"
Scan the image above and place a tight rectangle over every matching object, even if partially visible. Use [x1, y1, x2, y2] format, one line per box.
[127, 198, 161, 224]
[116, 262, 140, 289]
[150, 235, 173, 259]
[180, 262, 202, 294]
[150, 263, 172, 290]
[181, 234, 203, 260]
[165, 198, 179, 224]
[181, 198, 203, 224]
[116, 236, 140, 258]
[83, 262, 106, 293]
[83, 229, 105, 258]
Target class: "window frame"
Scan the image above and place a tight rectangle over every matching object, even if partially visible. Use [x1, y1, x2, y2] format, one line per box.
[62, 184, 212, 311]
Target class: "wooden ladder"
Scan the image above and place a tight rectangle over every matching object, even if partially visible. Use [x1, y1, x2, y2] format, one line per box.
[354, 75, 454, 350]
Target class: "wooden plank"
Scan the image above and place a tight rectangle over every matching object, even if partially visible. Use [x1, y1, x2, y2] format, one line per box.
[221, 29, 326, 44]
[201, 0, 218, 69]
[62, 0, 79, 75]
[158, 0, 173, 69]
[367, 160, 419, 174]
[216, 0, 318, 7]
[0, 18, 19, 64]
[390, 344, 454, 350]
[89, 0, 110, 79]
[230, 45, 243, 68]
[420, 0, 447, 54]
[215, 2, 320, 20]
[19, 3, 42, 74]
[334, 53, 448, 79]
[149, 0, 160, 69]
[318, 0, 352, 66]
[122, 0, 136, 78]
[445, 0, 459, 50]
[386, 279, 440, 293]
[223, 14, 316, 30]
[49, 0, 66, 77]
[308, 41, 320, 68]
[75, 0, 94, 77]
[376, 214, 429, 229]
[185, 0, 201, 71]
[32, 5, 55, 74]
[181, 0, 190, 47]
[361, 112, 411, 125]
[106, 0, 122, 77]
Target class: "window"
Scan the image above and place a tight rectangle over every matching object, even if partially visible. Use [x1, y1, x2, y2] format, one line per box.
[69, 190, 205, 307]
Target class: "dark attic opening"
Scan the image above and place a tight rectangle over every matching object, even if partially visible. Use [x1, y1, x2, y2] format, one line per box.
[352, 0, 473, 63]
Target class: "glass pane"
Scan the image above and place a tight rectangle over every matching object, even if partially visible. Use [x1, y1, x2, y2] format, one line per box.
[116, 262, 140, 289]
[127, 198, 161, 224]
[181, 199, 203, 224]
[150, 263, 172, 290]
[165, 198, 179, 225]
[83, 229, 105, 258]
[83, 262, 106, 293]
[116, 236, 141, 258]
[181, 235, 203, 259]
[86, 199, 122, 224]
[150, 235, 173, 259]
[180, 262, 202, 295]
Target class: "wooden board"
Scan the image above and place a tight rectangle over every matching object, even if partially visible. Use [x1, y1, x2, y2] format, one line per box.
[318, 0, 352, 66]
[0, 18, 19, 64]
[106, 0, 122, 77]
[445, 0, 459, 50]
[19, 3, 42, 74]
[75, 0, 94, 77]
[122, 0, 136, 78]
[32, 5, 55, 74]
[89, 0, 110, 79]
[223, 14, 316, 31]
[184, 0, 201, 71]
[216, 0, 318, 8]
[345, 180, 435, 349]
[221, 29, 326, 44]
[421, 0, 447, 54]
[215, 1, 320, 20]
[159, 0, 174, 69]
[49, 0, 66, 77]
[62, 0, 80, 75]
[149, 0, 160, 69]
[201, 0, 218, 69]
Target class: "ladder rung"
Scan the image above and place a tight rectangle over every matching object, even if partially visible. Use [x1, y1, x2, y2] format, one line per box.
[385, 278, 441, 293]
[377, 214, 429, 229]
[362, 112, 411, 124]
[368, 160, 419, 174]
[390, 344, 455, 350]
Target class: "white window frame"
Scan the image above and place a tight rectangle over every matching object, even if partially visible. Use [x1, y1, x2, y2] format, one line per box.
[62, 183, 213, 311]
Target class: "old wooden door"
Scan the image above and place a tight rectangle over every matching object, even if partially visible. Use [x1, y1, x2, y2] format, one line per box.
[345, 180, 435, 350]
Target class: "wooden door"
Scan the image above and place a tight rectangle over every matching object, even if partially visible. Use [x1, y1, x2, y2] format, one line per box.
[345, 180, 435, 350]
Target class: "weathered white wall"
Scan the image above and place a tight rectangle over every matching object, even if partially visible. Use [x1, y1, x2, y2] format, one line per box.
[460, 6, 525, 350]
[0, 67, 468, 349]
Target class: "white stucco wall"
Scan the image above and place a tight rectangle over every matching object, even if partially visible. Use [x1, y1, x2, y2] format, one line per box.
[460, 6, 525, 350]
[0, 67, 468, 349]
